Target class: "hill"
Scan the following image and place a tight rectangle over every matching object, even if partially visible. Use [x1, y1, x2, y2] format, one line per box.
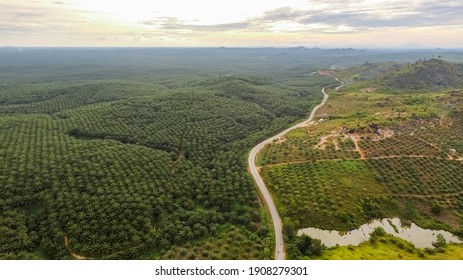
[258, 59, 463, 259]
[341, 59, 463, 92]
[381, 59, 463, 91]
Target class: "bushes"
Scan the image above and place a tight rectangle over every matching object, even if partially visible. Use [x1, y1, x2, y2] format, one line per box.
[287, 235, 324, 259]
[431, 201, 443, 215]
[432, 234, 446, 250]
[361, 197, 385, 219]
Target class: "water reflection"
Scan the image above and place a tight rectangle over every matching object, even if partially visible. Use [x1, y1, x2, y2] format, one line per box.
[297, 218, 462, 248]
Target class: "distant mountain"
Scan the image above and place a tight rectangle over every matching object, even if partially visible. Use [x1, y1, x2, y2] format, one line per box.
[380, 59, 463, 91]
[398, 43, 430, 49]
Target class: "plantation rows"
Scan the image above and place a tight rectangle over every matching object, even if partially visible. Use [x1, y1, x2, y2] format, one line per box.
[0, 115, 163, 257]
[61, 85, 325, 166]
[0, 113, 265, 258]
[258, 129, 360, 165]
[210, 75, 337, 118]
[63, 93, 267, 159]
[0, 82, 161, 115]
[414, 112, 463, 158]
[360, 134, 442, 158]
[367, 157, 463, 212]
[259, 109, 463, 231]
[0, 74, 333, 259]
[261, 160, 393, 230]
[0, 83, 73, 105]
[263, 155, 463, 232]
[160, 226, 268, 260]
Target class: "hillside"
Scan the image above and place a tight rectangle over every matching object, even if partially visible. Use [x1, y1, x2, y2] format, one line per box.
[381, 59, 463, 91]
[258, 61, 463, 259]
[341, 59, 463, 92]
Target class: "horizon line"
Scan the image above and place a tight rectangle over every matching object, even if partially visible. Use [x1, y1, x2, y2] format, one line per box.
[3, 45, 463, 51]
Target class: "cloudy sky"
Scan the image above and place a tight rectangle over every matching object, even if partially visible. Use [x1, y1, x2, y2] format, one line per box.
[1, 0, 462, 47]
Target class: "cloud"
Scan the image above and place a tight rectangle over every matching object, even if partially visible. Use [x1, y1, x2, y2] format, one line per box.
[0, 22, 47, 33]
[0, 3, 45, 19]
[139, 0, 463, 36]
[141, 17, 252, 32]
[0, 2, 79, 33]
[297, 1, 463, 29]
[261, 7, 305, 22]
[1, 0, 462, 46]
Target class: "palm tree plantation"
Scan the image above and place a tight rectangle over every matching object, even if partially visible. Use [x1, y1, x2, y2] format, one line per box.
[1, 47, 463, 259]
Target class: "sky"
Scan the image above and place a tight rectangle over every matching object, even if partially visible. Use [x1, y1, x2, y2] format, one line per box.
[1, 0, 462, 48]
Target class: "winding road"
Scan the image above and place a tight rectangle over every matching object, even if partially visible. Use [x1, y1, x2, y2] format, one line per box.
[248, 75, 343, 260]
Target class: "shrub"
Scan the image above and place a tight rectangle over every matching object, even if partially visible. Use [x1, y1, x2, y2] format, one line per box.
[431, 201, 443, 215]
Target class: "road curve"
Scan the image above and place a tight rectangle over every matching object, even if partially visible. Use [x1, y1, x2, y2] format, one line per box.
[248, 76, 343, 260]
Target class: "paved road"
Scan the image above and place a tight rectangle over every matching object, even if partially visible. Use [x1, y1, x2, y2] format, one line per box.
[248, 78, 342, 260]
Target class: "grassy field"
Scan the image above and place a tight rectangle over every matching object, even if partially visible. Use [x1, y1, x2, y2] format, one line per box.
[317, 229, 463, 260]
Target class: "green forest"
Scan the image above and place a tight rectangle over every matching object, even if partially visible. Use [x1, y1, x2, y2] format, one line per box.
[0, 47, 338, 259]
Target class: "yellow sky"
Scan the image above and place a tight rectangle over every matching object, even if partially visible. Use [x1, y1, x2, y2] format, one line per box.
[1, 0, 462, 47]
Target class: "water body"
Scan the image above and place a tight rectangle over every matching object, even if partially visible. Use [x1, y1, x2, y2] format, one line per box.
[297, 218, 462, 248]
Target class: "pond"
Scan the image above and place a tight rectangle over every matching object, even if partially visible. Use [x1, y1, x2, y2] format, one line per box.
[297, 218, 462, 248]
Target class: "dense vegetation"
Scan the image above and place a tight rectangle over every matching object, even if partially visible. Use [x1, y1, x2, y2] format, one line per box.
[343, 59, 463, 92]
[0, 48, 341, 259]
[2, 48, 463, 260]
[158, 226, 268, 260]
[381, 59, 463, 91]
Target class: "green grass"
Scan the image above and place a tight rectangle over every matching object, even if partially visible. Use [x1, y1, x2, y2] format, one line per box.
[318, 233, 463, 260]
